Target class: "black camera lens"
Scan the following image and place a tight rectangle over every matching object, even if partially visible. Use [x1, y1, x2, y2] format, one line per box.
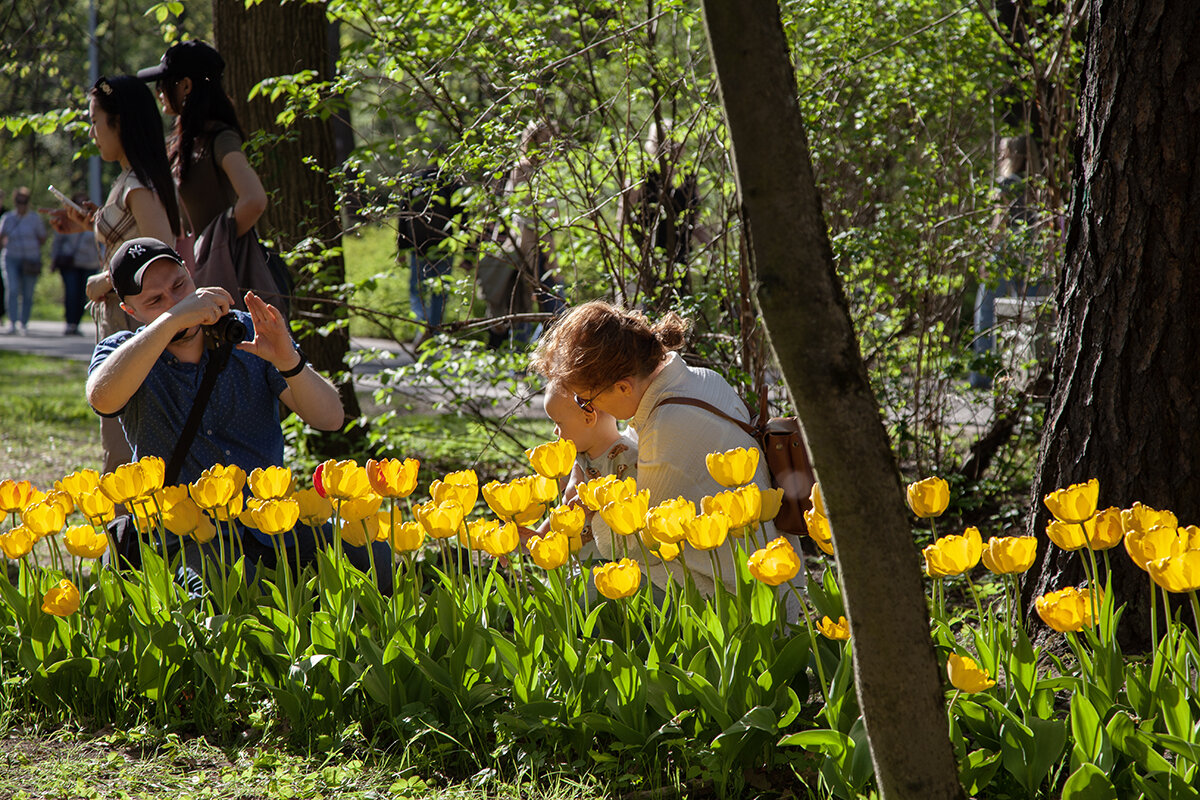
[203, 314, 248, 349]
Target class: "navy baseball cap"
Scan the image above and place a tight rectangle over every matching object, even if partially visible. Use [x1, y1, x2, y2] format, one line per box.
[109, 238, 185, 300]
[137, 40, 225, 83]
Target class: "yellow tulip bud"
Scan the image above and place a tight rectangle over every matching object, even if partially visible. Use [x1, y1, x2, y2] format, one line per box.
[645, 497, 696, 545]
[338, 493, 383, 524]
[340, 517, 374, 548]
[817, 615, 851, 641]
[809, 482, 826, 517]
[366, 458, 421, 499]
[56, 469, 100, 504]
[705, 446, 760, 487]
[191, 515, 217, 544]
[414, 500, 466, 539]
[577, 475, 618, 511]
[249, 466, 293, 500]
[100, 462, 156, 505]
[294, 488, 333, 527]
[922, 527, 982, 579]
[163, 493, 203, 537]
[526, 475, 559, 505]
[190, 474, 239, 511]
[684, 512, 731, 551]
[525, 439, 577, 479]
[512, 502, 547, 526]
[478, 520, 520, 558]
[41, 579, 81, 617]
[318, 459, 372, 501]
[804, 508, 834, 555]
[431, 471, 479, 513]
[599, 490, 650, 536]
[528, 532, 570, 570]
[1046, 518, 1092, 552]
[386, 519, 425, 553]
[1043, 478, 1099, 524]
[947, 653, 995, 693]
[1034, 586, 1101, 633]
[1123, 525, 1187, 571]
[21, 500, 66, 538]
[980, 535, 1038, 575]
[759, 487, 785, 523]
[593, 558, 641, 599]
[1089, 506, 1124, 550]
[252, 498, 300, 535]
[1121, 502, 1179, 537]
[76, 487, 115, 526]
[43, 489, 75, 518]
[482, 479, 535, 520]
[548, 504, 586, 538]
[0, 479, 39, 514]
[594, 477, 637, 509]
[1147, 551, 1200, 594]
[0, 526, 36, 559]
[64, 525, 108, 559]
[906, 476, 950, 518]
[747, 537, 802, 586]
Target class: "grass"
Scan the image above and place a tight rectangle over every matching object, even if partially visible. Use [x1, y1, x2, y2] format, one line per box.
[0, 351, 100, 488]
[0, 728, 609, 800]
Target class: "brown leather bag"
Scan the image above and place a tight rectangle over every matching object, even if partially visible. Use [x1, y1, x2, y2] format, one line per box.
[651, 397, 815, 536]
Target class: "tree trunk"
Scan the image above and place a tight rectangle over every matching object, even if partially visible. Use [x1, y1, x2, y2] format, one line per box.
[700, 2, 963, 798]
[212, 0, 364, 450]
[1021, 0, 1200, 650]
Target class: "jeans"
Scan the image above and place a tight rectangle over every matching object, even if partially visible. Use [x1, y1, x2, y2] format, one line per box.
[409, 252, 454, 327]
[3, 254, 38, 327]
[61, 267, 92, 328]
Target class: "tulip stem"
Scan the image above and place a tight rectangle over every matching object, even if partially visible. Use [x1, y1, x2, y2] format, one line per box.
[1189, 591, 1200, 645]
[965, 574, 985, 626]
[790, 585, 834, 728]
[1148, 581, 1158, 649]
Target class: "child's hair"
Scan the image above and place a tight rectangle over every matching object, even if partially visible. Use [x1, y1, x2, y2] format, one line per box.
[92, 75, 181, 237]
[531, 300, 691, 396]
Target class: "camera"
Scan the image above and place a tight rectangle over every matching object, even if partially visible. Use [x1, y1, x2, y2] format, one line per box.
[203, 314, 248, 350]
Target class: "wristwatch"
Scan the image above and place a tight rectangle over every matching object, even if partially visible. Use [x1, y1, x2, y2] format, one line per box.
[279, 348, 307, 378]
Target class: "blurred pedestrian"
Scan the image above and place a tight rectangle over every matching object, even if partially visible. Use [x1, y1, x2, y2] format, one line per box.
[50, 192, 101, 335]
[0, 187, 47, 335]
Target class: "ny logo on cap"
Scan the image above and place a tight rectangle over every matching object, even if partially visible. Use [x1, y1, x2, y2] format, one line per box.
[129, 244, 146, 258]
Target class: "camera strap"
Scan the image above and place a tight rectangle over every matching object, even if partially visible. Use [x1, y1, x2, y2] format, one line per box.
[164, 341, 236, 485]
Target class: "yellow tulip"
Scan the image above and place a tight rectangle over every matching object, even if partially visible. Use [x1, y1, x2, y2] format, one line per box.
[478, 520, 520, 557]
[947, 653, 995, 693]
[430, 471, 479, 513]
[190, 474, 239, 511]
[817, 615, 851, 641]
[1087, 506, 1124, 550]
[41, 579, 81, 617]
[386, 519, 425, 553]
[906, 476, 950, 518]
[338, 493, 383, 524]
[366, 458, 420, 499]
[525, 439, 577, 479]
[191, 515, 217, 544]
[1121, 502, 1179, 536]
[804, 508, 835, 555]
[980, 536, 1038, 575]
[923, 528, 982, 578]
[513, 502, 547, 526]
[249, 466, 293, 500]
[656, 541, 682, 561]
[548, 504, 586, 538]
[1046, 518, 1089, 552]
[1124, 525, 1186, 571]
[0, 479, 39, 513]
[56, 469, 100, 503]
[210, 492, 245, 522]
[43, 489, 75, 517]
[340, 517, 373, 548]
[809, 482, 826, 517]
[1147, 551, 1200, 594]
[318, 459, 372, 501]
[64, 525, 108, 559]
[747, 537, 802, 586]
[414, 500, 465, 539]
[76, 487, 116, 526]
[463, 518, 497, 550]
[645, 497, 696, 545]
[577, 475, 619, 511]
[593, 558, 641, 599]
[599, 490, 650, 536]
[482, 479, 535, 520]
[252, 498, 300, 535]
[162, 492, 203, 538]
[594, 477, 637, 510]
[527, 532, 571, 569]
[0, 526, 35, 559]
[1043, 478, 1100, 524]
[684, 512, 731, 551]
[526, 475, 559, 505]
[759, 486, 785, 523]
[100, 462, 156, 505]
[21, 501, 66, 539]
[1181, 525, 1200, 550]
[706, 446, 760, 487]
[1034, 586, 1101, 633]
[294, 488, 333, 527]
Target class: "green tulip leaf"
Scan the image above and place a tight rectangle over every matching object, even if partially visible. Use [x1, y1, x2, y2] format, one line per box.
[1061, 763, 1118, 800]
[1070, 692, 1111, 766]
[777, 727, 851, 758]
[1155, 680, 1192, 739]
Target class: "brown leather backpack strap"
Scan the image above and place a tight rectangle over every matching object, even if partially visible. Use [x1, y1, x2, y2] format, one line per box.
[651, 396, 759, 438]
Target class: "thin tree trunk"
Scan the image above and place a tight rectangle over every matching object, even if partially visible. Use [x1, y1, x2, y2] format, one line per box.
[1022, 0, 1200, 650]
[700, 2, 963, 798]
[212, 0, 364, 451]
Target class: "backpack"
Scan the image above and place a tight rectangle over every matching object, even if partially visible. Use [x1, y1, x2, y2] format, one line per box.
[652, 397, 815, 536]
[396, 167, 466, 255]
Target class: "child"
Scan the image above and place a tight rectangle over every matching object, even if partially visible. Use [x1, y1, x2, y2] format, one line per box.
[539, 380, 637, 553]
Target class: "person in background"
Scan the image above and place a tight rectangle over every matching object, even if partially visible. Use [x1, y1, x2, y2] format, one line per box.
[397, 163, 466, 346]
[139, 41, 266, 265]
[49, 75, 181, 473]
[50, 192, 102, 335]
[0, 187, 47, 335]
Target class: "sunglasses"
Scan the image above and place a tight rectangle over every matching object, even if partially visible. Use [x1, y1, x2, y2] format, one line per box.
[573, 382, 615, 414]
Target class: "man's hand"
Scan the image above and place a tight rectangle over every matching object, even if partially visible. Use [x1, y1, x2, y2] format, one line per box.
[168, 287, 234, 334]
[237, 291, 298, 370]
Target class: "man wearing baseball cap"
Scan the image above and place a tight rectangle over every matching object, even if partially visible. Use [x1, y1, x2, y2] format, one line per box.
[87, 238, 390, 590]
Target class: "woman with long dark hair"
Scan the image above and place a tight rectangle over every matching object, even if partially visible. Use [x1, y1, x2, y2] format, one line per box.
[50, 74, 180, 471]
[139, 40, 266, 243]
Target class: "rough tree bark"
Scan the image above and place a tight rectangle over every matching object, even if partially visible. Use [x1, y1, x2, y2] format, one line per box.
[211, 0, 364, 448]
[700, 2, 964, 798]
[1021, 0, 1200, 650]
